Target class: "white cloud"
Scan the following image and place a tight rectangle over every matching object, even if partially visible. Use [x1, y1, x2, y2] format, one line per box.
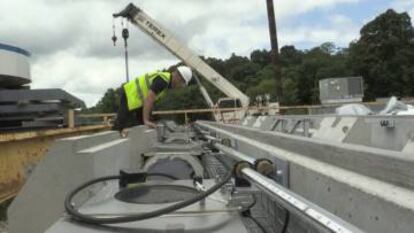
[391, 0, 414, 23]
[0, 0, 361, 107]
[31, 52, 178, 106]
[281, 14, 359, 46]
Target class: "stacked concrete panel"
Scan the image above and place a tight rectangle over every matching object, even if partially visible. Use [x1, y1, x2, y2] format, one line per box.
[0, 43, 85, 130]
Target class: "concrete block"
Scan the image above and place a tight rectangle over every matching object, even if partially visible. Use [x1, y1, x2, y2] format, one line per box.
[312, 117, 357, 142]
[127, 126, 156, 169]
[59, 130, 120, 152]
[203, 121, 414, 190]
[290, 163, 414, 233]
[252, 116, 267, 129]
[8, 131, 130, 233]
[197, 121, 414, 233]
[241, 116, 257, 127]
[78, 138, 130, 177]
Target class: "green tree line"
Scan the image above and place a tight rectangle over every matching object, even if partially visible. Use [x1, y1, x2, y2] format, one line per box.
[89, 9, 414, 114]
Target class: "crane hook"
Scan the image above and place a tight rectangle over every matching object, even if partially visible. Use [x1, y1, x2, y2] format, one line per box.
[112, 17, 117, 46]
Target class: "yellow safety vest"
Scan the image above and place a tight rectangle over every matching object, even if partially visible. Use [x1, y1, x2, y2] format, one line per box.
[123, 71, 171, 111]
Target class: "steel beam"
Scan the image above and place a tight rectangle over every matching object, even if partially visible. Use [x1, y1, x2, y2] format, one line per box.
[0, 103, 63, 114]
[0, 89, 85, 108]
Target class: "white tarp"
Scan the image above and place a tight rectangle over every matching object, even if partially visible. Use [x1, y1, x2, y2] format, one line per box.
[336, 104, 372, 116]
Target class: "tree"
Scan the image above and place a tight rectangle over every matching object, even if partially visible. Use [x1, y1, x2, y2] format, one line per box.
[92, 88, 120, 113]
[89, 8, 414, 115]
[280, 46, 303, 67]
[250, 49, 271, 67]
[349, 9, 414, 99]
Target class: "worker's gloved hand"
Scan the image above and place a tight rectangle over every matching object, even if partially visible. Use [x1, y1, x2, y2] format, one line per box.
[144, 120, 157, 129]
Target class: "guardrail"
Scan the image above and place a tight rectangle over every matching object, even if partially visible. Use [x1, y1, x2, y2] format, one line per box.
[75, 99, 414, 125]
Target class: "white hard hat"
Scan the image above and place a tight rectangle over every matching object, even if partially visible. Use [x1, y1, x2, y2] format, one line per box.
[177, 66, 192, 85]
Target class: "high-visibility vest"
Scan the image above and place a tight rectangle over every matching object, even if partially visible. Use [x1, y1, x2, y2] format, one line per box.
[123, 71, 171, 111]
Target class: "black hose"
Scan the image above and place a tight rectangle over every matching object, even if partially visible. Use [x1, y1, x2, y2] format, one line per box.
[280, 209, 290, 233]
[65, 171, 232, 225]
[241, 194, 268, 233]
[246, 215, 268, 233]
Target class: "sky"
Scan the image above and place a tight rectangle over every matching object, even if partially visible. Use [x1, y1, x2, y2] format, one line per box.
[0, 0, 413, 107]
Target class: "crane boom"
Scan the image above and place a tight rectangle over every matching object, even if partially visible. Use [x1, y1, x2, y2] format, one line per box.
[113, 3, 250, 109]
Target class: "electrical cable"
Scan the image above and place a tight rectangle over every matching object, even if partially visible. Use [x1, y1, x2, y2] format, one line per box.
[280, 208, 290, 233]
[214, 153, 290, 233]
[241, 195, 267, 233]
[65, 170, 233, 225]
[246, 215, 268, 233]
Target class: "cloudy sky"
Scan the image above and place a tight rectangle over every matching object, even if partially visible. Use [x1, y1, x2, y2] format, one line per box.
[1, 0, 413, 107]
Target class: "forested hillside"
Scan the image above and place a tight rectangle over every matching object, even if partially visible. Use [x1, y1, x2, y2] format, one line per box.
[89, 9, 414, 113]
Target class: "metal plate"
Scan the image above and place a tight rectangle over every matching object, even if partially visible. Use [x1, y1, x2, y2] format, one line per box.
[115, 185, 199, 204]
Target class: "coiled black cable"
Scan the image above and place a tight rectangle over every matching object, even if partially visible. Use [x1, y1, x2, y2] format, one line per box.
[64, 170, 233, 225]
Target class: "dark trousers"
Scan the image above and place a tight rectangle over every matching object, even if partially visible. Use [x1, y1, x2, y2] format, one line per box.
[112, 88, 143, 131]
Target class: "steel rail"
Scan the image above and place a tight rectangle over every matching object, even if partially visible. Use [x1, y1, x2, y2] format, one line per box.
[211, 142, 365, 233]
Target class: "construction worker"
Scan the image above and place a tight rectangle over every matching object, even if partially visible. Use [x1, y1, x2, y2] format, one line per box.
[113, 65, 192, 132]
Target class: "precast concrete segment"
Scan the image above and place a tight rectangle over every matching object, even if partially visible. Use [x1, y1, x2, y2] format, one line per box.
[198, 121, 414, 190]
[61, 131, 114, 141]
[78, 139, 128, 154]
[196, 121, 414, 233]
[7, 130, 130, 233]
[247, 115, 414, 153]
[197, 121, 414, 208]
[312, 117, 357, 142]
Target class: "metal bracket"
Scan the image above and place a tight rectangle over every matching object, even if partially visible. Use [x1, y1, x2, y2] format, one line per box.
[267, 152, 290, 188]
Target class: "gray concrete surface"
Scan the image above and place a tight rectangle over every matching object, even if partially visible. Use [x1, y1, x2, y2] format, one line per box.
[9, 118, 414, 233]
[7, 126, 151, 233]
[200, 121, 414, 190]
[0, 222, 7, 233]
[198, 121, 414, 233]
[243, 115, 414, 153]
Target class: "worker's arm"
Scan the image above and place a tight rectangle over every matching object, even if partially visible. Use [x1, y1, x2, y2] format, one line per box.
[143, 90, 157, 129]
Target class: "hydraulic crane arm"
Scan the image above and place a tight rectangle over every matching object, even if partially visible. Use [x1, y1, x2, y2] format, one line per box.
[113, 3, 250, 108]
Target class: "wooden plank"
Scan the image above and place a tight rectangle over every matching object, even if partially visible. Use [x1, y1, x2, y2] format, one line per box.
[0, 126, 110, 203]
[0, 125, 109, 143]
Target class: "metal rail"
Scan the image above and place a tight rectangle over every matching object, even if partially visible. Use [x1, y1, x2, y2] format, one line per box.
[212, 142, 365, 233]
[214, 143, 256, 165]
[241, 168, 363, 233]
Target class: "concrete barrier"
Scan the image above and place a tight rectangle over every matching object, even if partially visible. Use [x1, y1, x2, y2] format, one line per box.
[8, 126, 151, 233]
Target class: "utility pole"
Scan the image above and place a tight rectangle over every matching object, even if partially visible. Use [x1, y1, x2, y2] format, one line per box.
[266, 0, 283, 103]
